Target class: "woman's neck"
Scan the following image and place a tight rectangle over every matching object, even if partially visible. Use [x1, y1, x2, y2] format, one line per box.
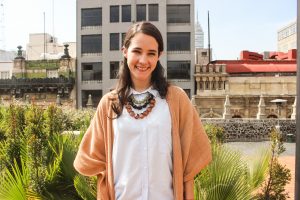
[132, 81, 151, 92]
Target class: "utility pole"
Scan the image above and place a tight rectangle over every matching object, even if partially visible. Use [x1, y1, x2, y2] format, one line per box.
[207, 11, 211, 63]
[295, 0, 300, 198]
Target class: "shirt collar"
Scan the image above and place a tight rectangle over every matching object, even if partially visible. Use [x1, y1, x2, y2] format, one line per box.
[129, 86, 158, 97]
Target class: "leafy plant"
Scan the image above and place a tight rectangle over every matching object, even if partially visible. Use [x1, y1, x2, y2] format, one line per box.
[254, 128, 291, 200]
[74, 175, 97, 200]
[194, 143, 270, 200]
[204, 123, 225, 144]
[1, 104, 26, 170]
[0, 104, 90, 199]
[0, 158, 42, 200]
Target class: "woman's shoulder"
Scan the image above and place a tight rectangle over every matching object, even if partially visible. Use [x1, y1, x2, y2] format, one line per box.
[167, 85, 188, 98]
[97, 90, 118, 107]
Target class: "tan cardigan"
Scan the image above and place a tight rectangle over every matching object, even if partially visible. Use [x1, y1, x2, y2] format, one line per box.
[74, 85, 212, 200]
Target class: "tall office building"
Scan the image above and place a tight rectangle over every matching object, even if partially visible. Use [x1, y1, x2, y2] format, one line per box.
[277, 21, 296, 52]
[195, 20, 204, 48]
[76, 1, 195, 108]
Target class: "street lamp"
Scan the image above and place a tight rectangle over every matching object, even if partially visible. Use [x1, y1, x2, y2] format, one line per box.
[270, 98, 287, 129]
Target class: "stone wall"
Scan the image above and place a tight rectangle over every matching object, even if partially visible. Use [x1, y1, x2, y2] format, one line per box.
[201, 118, 296, 142]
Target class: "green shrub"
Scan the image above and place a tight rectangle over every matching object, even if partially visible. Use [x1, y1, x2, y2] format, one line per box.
[204, 123, 225, 144]
[254, 128, 291, 200]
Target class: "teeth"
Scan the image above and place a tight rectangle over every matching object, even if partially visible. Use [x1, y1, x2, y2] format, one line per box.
[136, 66, 148, 71]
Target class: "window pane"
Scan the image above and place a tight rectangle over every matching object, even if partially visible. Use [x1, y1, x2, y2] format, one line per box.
[82, 8, 102, 27]
[122, 5, 131, 22]
[136, 4, 146, 22]
[110, 6, 119, 22]
[121, 33, 126, 46]
[167, 61, 190, 79]
[110, 33, 119, 50]
[167, 32, 190, 51]
[82, 90, 102, 108]
[110, 61, 120, 79]
[148, 4, 158, 21]
[183, 89, 191, 98]
[167, 5, 190, 23]
[82, 62, 102, 81]
[81, 35, 102, 53]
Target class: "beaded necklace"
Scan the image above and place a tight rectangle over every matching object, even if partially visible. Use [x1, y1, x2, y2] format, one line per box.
[125, 92, 156, 119]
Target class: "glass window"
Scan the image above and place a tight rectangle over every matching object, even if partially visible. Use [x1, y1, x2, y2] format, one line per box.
[81, 8, 102, 27]
[81, 35, 102, 54]
[183, 89, 191, 98]
[167, 32, 190, 51]
[0, 71, 10, 79]
[110, 33, 119, 50]
[122, 5, 131, 22]
[167, 5, 190, 23]
[148, 4, 158, 21]
[121, 33, 126, 46]
[110, 61, 120, 79]
[82, 62, 102, 81]
[167, 61, 190, 79]
[110, 6, 119, 22]
[136, 4, 146, 22]
[82, 90, 102, 108]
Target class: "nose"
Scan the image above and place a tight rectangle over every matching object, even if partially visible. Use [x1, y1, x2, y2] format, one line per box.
[139, 54, 148, 65]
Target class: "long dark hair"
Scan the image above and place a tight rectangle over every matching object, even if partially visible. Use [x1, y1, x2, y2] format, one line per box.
[112, 22, 169, 118]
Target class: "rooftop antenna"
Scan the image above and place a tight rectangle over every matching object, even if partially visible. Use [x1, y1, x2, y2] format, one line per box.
[0, 0, 6, 50]
[208, 11, 211, 63]
[43, 12, 46, 60]
[52, 0, 57, 54]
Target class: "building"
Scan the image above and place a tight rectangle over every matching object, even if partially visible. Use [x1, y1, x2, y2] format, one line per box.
[0, 61, 13, 79]
[277, 21, 296, 52]
[0, 49, 15, 79]
[26, 33, 76, 60]
[76, 1, 195, 108]
[0, 45, 76, 106]
[193, 49, 297, 119]
[195, 18, 204, 48]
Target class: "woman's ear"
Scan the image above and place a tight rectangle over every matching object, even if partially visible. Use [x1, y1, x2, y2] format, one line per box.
[122, 46, 127, 59]
[158, 51, 164, 59]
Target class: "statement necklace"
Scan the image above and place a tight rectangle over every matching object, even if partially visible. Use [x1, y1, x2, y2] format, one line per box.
[125, 92, 156, 119]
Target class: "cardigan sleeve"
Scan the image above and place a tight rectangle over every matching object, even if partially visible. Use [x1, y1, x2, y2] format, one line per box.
[177, 89, 212, 199]
[73, 96, 108, 176]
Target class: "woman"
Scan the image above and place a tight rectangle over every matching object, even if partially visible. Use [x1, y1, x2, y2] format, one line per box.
[74, 22, 211, 200]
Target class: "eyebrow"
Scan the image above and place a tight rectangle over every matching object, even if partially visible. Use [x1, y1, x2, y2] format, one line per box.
[132, 47, 157, 53]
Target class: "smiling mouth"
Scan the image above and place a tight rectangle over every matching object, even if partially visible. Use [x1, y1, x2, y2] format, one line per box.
[136, 66, 149, 72]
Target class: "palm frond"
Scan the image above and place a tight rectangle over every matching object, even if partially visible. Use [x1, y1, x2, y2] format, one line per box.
[74, 174, 97, 200]
[196, 144, 251, 200]
[0, 158, 41, 200]
[248, 146, 271, 189]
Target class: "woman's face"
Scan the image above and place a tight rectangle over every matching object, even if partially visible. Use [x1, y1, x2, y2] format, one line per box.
[123, 33, 161, 90]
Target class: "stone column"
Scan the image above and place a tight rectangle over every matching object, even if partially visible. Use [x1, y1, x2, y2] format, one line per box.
[223, 95, 231, 119]
[196, 77, 201, 95]
[208, 77, 213, 90]
[257, 94, 266, 119]
[291, 96, 297, 119]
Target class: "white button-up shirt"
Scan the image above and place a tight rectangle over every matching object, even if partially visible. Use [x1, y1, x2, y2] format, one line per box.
[112, 87, 174, 200]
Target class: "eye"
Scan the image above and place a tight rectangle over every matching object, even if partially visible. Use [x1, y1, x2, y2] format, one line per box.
[148, 52, 156, 56]
[131, 49, 141, 54]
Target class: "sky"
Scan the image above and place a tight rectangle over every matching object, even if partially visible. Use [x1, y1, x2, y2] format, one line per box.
[1, 0, 297, 60]
[3, 0, 76, 51]
[195, 0, 297, 59]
